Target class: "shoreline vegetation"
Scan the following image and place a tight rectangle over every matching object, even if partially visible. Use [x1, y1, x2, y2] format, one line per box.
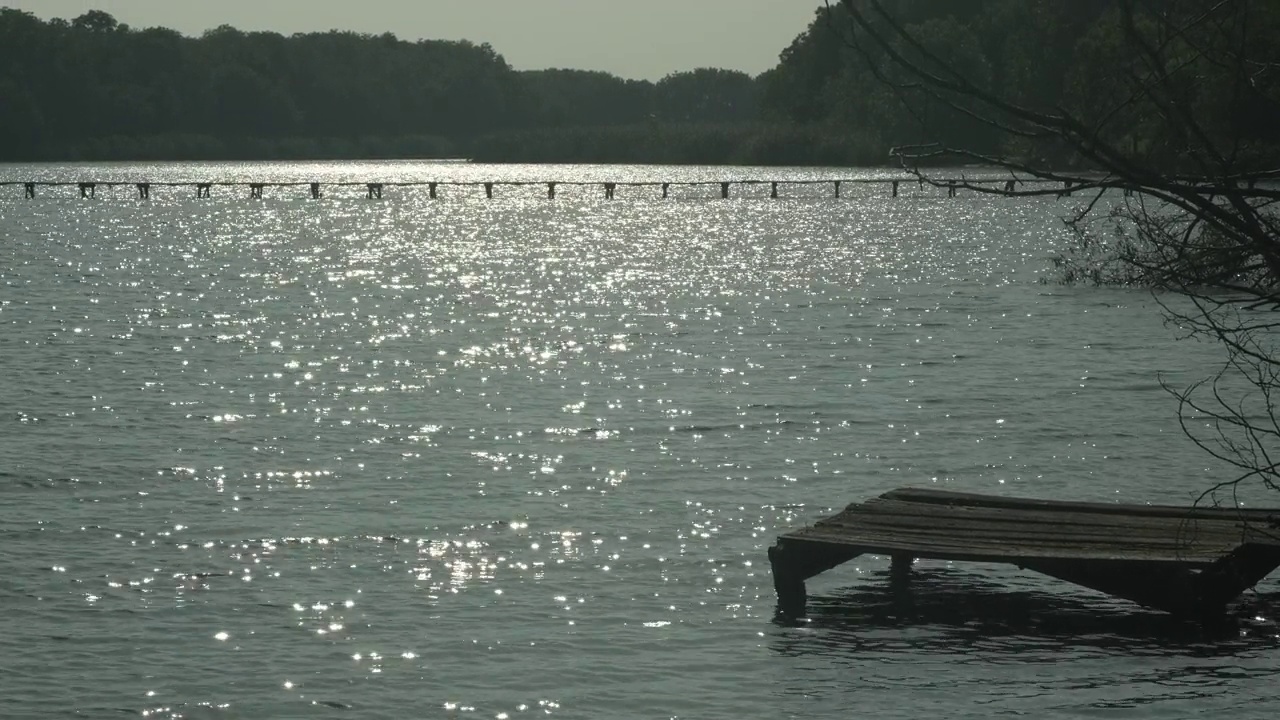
[4, 3, 1273, 167]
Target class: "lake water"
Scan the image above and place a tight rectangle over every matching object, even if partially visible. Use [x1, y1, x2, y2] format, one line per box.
[2, 162, 1277, 718]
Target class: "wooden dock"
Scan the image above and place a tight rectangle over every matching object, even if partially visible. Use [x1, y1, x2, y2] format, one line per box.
[0, 177, 1080, 201]
[769, 487, 1280, 617]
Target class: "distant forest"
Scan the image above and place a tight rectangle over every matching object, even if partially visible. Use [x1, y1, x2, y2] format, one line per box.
[2, 1, 1277, 165]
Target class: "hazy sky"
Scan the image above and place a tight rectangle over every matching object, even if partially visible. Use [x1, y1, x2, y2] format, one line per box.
[4, 0, 825, 80]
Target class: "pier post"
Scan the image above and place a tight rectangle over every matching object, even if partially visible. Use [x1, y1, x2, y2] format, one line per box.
[721, 182, 730, 199]
[484, 182, 494, 199]
[137, 183, 150, 200]
[661, 183, 669, 199]
[367, 183, 383, 199]
[604, 182, 616, 200]
[892, 180, 899, 198]
[196, 183, 211, 199]
[1190, 544, 1280, 614]
[429, 182, 438, 199]
[310, 182, 321, 199]
[834, 180, 841, 199]
[250, 183, 265, 200]
[1004, 179, 1016, 192]
[947, 180, 957, 198]
[890, 554, 914, 584]
[24, 182, 35, 199]
[769, 545, 808, 614]
[768, 540, 862, 616]
[547, 182, 556, 199]
[770, 182, 779, 199]
[1061, 180, 1073, 197]
[79, 183, 96, 199]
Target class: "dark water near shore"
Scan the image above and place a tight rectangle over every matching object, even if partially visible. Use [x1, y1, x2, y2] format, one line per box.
[2, 162, 1277, 719]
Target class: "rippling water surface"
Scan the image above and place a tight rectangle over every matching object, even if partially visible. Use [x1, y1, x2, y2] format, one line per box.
[2, 162, 1277, 718]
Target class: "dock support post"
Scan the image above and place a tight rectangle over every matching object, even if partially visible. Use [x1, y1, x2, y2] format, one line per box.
[770, 545, 808, 614]
[1004, 179, 1016, 192]
[79, 183, 96, 199]
[947, 181, 957, 198]
[547, 182, 556, 199]
[428, 182, 438, 199]
[310, 183, 321, 199]
[1191, 544, 1280, 614]
[137, 183, 150, 200]
[834, 180, 841, 199]
[890, 554, 914, 584]
[1061, 180, 1073, 197]
[484, 182, 494, 199]
[768, 540, 863, 616]
[24, 182, 35, 199]
[366, 183, 383, 199]
[661, 183, 669, 199]
[892, 180, 899, 198]
[250, 183, 264, 200]
[196, 183, 211, 199]
[604, 182, 615, 200]
[771, 182, 779, 199]
[721, 182, 730, 199]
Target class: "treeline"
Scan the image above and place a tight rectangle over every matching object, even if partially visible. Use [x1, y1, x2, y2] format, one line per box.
[762, 0, 1280, 170]
[3, 3, 1277, 165]
[0, 9, 791, 163]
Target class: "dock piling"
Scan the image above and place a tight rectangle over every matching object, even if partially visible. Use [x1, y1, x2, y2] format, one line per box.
[249, 183, 264, 200]
[661, 183, 669, 199]
[947, 180, 957, 198]
[834, 180, 841, 199]
[79, 183, 96, 199]
[770, 182, 779, 199]
[367, 183, 383, 200]
[547, 182, 556, 200]
[24, 182, 35, 199]
[310, 182, 321, 199]
[768, 545, 807, 614]
[890, 554, 914, 584]
[137, 183, 150, 200]
[484, 182, 493, 199]
[604, 182, 616, 200]
[196, 183, 211, 198]
[721, 182, 730, 199]
[768, 540, 862, 616]
[429, 182, 438, 199]
[892, 180, 899, 198]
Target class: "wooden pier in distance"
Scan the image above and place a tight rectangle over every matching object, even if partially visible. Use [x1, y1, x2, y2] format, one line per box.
[769, 487, 1280, 617]
[0, 177, 1079, 201]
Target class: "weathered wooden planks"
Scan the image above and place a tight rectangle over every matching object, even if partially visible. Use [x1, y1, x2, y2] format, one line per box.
[769, 487, 1280, 617]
